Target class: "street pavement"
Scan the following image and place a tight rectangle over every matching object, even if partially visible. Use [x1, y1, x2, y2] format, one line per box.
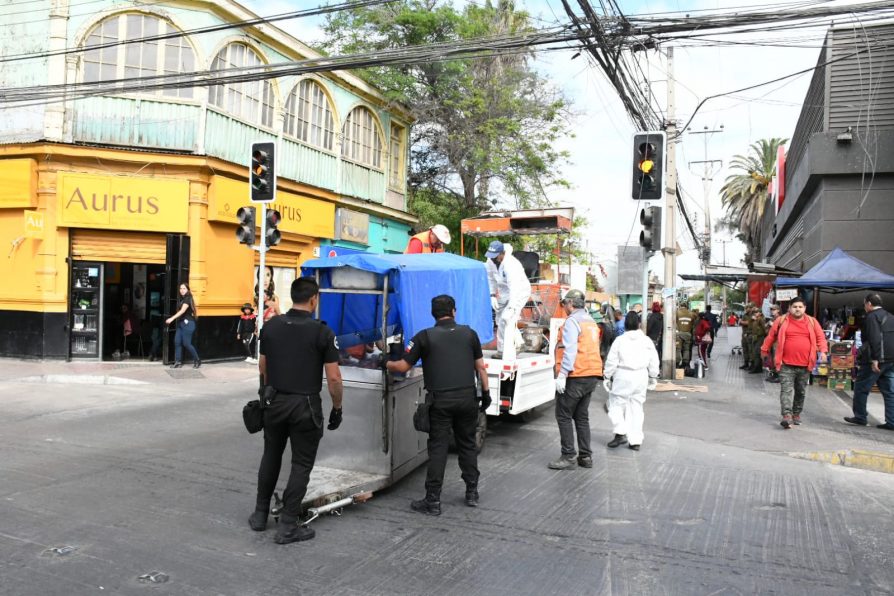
[1, 329, 893, 595]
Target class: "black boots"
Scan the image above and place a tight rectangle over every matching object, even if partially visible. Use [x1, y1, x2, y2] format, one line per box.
[193, 359, 202, 369]
[465, 485, 479, 507]
[248, 509, 268, 531]
[411, 494, 442, 516]
[274, 522, 315, 544]
[607, 434, 628, 448]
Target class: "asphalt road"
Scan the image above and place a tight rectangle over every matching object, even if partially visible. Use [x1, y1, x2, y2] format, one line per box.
[2, 338, 894, 595]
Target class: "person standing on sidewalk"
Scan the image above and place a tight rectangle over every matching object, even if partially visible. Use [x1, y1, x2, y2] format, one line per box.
[251, 277, 343, 544]
[603, 312, 659, 451]
[747, 312, 768, 374]
[386, 295, 491, 515]
[237, 303, 258, 363]
[761, 296, 828, 429]
[165, 283, 201, 369]
[844, 293, 894, 430]
[548, 289, 603, 470]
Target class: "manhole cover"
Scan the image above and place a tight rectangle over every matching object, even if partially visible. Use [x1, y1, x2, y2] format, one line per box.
[166, 369, 204, 379]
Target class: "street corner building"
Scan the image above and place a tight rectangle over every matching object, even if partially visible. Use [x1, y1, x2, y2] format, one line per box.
[0, 0, 416, 360]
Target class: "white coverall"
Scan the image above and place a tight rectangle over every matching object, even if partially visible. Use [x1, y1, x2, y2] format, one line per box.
[485, 257, 501, 310]
[494, 245, 531, 361]
[603, 329, 659, 446]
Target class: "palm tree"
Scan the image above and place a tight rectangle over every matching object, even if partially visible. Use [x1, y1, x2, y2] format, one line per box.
[717, 138, 787, 263]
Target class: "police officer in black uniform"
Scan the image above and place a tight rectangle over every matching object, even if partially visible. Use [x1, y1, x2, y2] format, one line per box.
[386, 294, 491, 515]
[250, 277, 343, 544]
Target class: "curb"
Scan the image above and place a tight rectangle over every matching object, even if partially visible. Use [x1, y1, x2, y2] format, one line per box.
[789, 449, 894, 475]
[16, 374, 148, 385]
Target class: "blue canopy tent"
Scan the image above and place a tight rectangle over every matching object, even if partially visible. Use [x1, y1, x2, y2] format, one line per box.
[301, 253, 494, 348]
[776, 247, 894, 293]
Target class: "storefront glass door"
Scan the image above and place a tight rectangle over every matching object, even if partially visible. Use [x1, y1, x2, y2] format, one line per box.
[69, 262, 103, 358]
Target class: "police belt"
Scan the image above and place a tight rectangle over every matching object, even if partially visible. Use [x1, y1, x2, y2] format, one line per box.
[426, 387, 476, 400]
[271, 389, 321, 399]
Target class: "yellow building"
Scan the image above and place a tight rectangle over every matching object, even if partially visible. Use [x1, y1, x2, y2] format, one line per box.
[0, 145, 346, 359]
[0, 0, 416, 360]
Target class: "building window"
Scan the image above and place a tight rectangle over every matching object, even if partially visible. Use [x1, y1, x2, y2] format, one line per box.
[283, 79, 335, 151]
[209, 43, 274, 128]
[341, 106, 382, 169]
[389, 124, 405, 189]
[83, 13, 196, 99]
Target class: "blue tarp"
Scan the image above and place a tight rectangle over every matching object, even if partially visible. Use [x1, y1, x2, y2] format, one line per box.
[301, 253, 494, 347]
[776, 247, 894, 290]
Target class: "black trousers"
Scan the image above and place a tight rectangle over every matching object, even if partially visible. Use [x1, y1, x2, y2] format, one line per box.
[255, 392, 324, 523]
[425, 389, 479, 498]
[555, 376, 596, 457]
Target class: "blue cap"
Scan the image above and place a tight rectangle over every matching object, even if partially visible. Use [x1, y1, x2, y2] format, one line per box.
[485, 241, 504, 258]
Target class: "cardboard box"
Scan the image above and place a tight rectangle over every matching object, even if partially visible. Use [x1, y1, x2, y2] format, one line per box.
[675, 368, 685, 380]
[829, 341, 854, 356]
[830, 355, 854, 370]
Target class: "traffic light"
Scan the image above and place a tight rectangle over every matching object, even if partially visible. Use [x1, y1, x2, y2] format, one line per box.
[265, 208, 282, 247]
[250, 141, 275, 203]
[639, 206, 662, 252]
[632, 132, 665, 201]
[236, 206, 256, 246]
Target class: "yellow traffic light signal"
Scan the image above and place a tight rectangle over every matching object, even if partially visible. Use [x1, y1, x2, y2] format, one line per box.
[632, 133, 665, 200]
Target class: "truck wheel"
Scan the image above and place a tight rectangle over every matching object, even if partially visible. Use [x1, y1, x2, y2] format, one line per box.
[475, 411, 487, 453]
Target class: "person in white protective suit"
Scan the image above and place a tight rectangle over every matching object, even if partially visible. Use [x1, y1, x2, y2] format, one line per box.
[603, 311, 659, 451]
[484, 241, 531, 361]
[484, 241, 502, 314]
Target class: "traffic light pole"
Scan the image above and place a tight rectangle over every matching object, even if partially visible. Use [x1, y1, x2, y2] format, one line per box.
[661, 46, 678, 379]
[256, 206, 268, 341]
[642, 242, 651, 332]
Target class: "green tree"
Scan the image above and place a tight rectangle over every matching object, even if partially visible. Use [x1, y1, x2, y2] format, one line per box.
[716, 138, 787, 263]
[320, 0, 572, 219]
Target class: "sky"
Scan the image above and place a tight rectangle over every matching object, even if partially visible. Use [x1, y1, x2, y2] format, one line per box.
[242, 0, 839, 288]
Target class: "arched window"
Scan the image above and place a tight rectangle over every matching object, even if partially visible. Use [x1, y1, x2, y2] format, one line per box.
[209, 43, 274, 128]
[83, 13, 196, 99]
[283, 79, 335, 151]
[341, 106, 382, 168]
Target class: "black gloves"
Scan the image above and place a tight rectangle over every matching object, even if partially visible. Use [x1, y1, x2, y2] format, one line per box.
[327, 407, 343, 430]
[479, 389, 492, 413]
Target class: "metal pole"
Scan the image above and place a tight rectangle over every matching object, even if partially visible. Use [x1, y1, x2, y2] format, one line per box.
[661, 46, 678, 379]
[257, 206, 268, 338]
[641, 246, 650, 332]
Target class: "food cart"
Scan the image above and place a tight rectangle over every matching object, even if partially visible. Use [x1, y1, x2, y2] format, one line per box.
[292, 253, 493, 521]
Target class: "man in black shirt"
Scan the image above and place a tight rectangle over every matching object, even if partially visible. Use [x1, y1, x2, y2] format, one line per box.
[387, 294, 491, 515]
[251, 277, 343, 544]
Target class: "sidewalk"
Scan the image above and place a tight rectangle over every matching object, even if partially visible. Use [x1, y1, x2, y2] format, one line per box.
[650, 324, 894, 469]
[0, 356, 259, 386]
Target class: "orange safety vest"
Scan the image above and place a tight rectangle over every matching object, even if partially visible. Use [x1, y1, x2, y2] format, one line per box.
[405, 231, 444, 254]
[555, 316, 603, 377]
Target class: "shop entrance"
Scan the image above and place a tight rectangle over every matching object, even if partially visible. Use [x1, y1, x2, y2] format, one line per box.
[67, 232, 190, 362]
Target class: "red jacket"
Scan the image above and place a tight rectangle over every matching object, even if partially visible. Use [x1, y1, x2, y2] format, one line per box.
[695, 318, 712, 341]
[760, 314, 828, 371]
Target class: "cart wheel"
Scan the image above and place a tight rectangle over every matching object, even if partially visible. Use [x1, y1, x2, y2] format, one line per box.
[475, 411, 487, 453]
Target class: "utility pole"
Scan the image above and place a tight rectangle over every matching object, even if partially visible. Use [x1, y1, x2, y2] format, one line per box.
[660, 46, 677, 379]
[688, 125, 723, 310]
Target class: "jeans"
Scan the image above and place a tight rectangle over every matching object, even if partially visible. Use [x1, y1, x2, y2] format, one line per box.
[555, 377, 596, 457]
[852, 362, 894, 425]
[256, 393, 324, 523]
[778, 364, 811, 416]
[174, 319, 200, 363]
[425, 390, 479, 498]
